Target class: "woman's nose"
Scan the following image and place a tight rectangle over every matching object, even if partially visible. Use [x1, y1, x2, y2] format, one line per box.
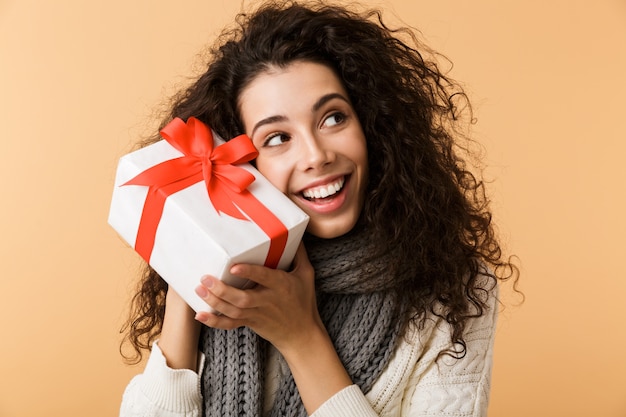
[298, 133, 335, 171]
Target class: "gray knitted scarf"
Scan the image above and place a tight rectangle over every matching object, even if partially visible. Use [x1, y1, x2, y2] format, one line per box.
[200, 225, 408, 417]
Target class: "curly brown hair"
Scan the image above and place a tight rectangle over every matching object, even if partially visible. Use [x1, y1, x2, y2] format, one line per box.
[120, 0, 519, 363]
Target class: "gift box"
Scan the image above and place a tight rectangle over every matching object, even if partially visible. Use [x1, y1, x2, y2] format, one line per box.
[108, 117, 309, 312]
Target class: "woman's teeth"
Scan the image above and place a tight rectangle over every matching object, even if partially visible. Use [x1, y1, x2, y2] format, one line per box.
[302, 178, 345, 200]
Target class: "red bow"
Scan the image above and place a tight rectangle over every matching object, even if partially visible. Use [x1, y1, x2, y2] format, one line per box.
[123, 117, 288, 268]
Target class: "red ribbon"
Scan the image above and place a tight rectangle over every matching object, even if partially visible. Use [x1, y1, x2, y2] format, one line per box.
[122, 117, 289, 268]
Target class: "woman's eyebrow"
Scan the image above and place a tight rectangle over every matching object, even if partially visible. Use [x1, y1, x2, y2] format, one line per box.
[251, 115, 287, 138]
[312, 93, 349, 112]
[250, 93, 349, 137]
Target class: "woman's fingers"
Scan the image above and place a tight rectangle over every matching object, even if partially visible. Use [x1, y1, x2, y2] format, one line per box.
[229, 243, 313, 289]
[193, 242, 317, 340]
[194, 310, 242, 330]
[193, 278, 253, 330]
[195, 275, 255, 316]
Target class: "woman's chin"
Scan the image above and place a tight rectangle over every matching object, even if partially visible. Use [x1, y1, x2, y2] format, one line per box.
[305, 216, 359, 239]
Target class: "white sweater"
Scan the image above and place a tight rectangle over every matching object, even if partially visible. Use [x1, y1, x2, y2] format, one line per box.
[120, 292, 497, 417]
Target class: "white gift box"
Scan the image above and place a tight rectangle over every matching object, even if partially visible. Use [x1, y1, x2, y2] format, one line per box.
[108, 130, 309, 313]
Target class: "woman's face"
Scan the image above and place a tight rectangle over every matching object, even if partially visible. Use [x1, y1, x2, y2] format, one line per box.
[238, 61, 368, 239]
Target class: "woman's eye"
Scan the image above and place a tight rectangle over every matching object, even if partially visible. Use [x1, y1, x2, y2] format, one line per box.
[263, 133, 289, 147]
[322, 112, 346, 128]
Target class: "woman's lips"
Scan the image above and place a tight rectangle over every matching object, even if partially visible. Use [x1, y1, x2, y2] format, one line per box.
[301, 177, 345, 200]
[296, 175, 350, 214]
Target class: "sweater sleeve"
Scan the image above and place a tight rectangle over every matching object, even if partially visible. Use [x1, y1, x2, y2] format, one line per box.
[311, 385, 378, 417]
[119, 342, 203, 417]
[402, 287, 499, 417]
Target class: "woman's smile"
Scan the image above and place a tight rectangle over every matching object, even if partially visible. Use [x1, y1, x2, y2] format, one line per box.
[297, 174, 349, 214]
[300, 175, 345, 201]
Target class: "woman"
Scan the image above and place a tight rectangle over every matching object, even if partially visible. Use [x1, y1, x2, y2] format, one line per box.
[119, 1, 518, 416]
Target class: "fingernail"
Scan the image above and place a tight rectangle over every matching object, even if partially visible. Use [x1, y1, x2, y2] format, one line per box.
[200, 275, 214, 288]
[230, 265, 240, 274]
[195, 285, 208, 298]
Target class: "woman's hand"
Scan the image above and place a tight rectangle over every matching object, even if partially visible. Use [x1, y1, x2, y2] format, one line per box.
[194, 243, 353, 414]
[194, 243, 322, 353]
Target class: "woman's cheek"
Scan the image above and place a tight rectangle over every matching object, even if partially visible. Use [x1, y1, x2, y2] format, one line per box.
[256, 159, 290, 195]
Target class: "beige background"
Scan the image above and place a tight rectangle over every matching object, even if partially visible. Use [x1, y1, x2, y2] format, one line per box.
[1, 0, 625, 416]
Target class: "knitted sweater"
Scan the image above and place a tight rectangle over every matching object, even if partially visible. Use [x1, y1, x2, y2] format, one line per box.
[119, 291, 497, 417]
